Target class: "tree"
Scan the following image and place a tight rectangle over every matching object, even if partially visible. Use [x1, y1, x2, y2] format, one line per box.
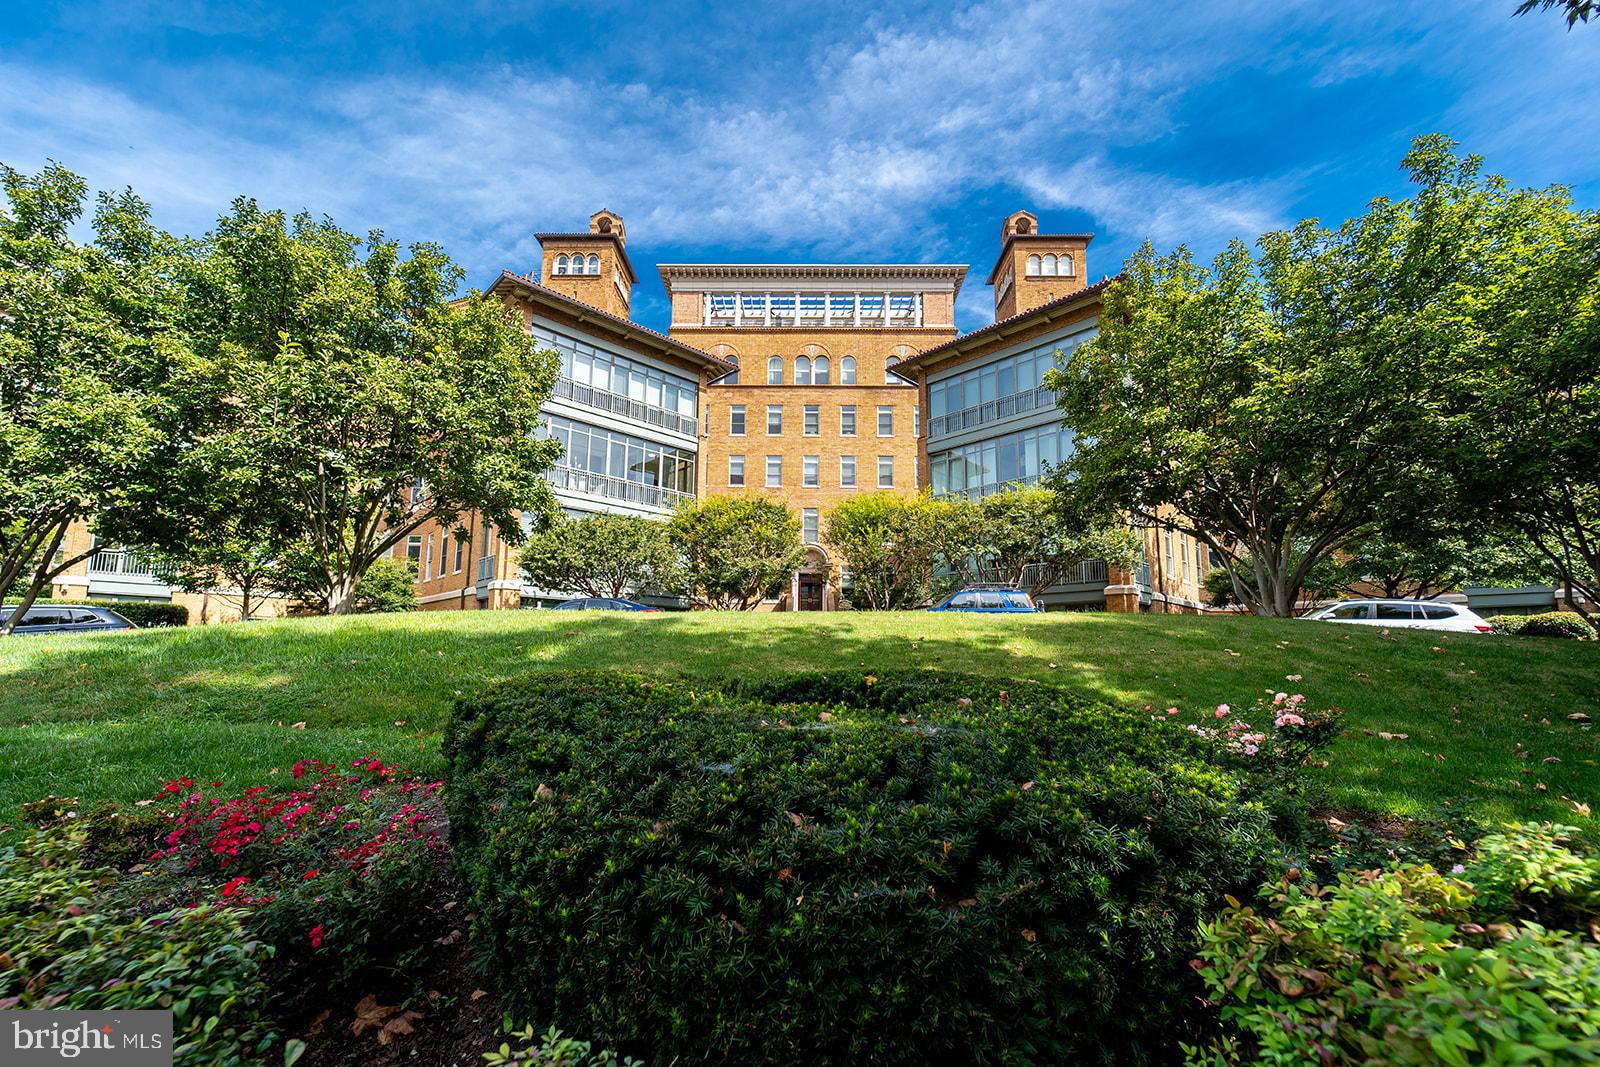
[667, 496, 806, 610]
[0, 163, 187, 634]
[962, 486, 1142, 600]
[350, 557, 420, 614]
[520, 513, 680, 599]
[1338, 529, 1553, 601]
[1048, 135, 1537, 616]
[181, 199, 563, 614]
[823, 492, 972, 609]
[1514, 0, 1595, 28]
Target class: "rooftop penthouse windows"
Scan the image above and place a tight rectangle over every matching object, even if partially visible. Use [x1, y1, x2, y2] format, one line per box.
[1024, 253, 1075, 278]
[553, 253, 601, 276]
[700, 290, 925, 328]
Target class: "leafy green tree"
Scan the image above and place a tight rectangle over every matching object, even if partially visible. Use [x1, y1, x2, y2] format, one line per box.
[1339, 529, 1554, 601]
[823, 492, 972, 609]
[350, 557, 420, 614]
[1048, 135, 1546, 616]
[181, 199, 563, 614]
[0, 163, 186, 634]
[520, 513, 680, 599]
[962, 486, 1142, 599]
[667, 496, 805, 610]
[1514, 0, 1595, 28]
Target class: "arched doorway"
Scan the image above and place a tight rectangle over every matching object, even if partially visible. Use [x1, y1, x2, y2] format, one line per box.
[795, 546, 830, 611]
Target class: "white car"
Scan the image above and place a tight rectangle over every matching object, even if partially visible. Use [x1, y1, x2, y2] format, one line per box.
[1302, 599, 1494, 633]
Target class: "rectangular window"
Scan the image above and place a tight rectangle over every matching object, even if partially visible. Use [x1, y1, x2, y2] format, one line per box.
[406, 535, 422, 571]
[1181, 534, 1192, 584]
[439, 533, 448, 577]
[803, 455, 819, 487]
[729, 405, 745, 436]
[767, 405, 783, 435]
[728, 455, 745, 486]
[453, 537, 464, 573]
[877, 406, 894, 436]
[424, 534, 434, 577]
[840, 405, 856, 436]
[914, 406, 921, 437]
[1164, 528, 1174, 574]
[804, 405, 820, 436]
[878, 455, 894, 488]
[766, 455, 782, 487]
[840, 455, 857, 488]
[802, 508, 819, 545]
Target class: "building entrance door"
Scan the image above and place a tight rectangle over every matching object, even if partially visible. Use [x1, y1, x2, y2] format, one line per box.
[798, 575, 824, 611]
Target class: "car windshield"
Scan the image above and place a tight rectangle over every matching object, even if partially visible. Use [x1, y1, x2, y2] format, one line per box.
[1005, 593, 1035, 610]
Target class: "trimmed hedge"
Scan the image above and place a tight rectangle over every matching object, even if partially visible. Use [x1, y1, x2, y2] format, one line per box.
[23, 597, 190, 627]
[1519, 611, 1596, 640]
[446, 670, 1284, 1065]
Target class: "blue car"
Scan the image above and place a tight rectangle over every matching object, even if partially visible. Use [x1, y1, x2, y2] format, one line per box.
[550, 597, 661, 612]
[927, 588, 1039, 613]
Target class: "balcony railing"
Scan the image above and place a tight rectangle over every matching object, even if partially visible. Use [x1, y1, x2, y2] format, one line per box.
[552, 377, 697, 437]
[930, 473, 1041, 501]
[88, 547, 170, 582]
[476, 554, 497, 583]
[927, 386, 1055, 439]
[546, 464, 694, 511]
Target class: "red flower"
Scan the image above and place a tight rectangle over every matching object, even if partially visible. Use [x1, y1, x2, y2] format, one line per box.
[309, 923, 326, 949]
[220, 876, 251, 899]
[303, 868, 320, 881]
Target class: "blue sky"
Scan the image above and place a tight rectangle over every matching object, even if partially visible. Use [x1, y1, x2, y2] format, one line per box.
[3, 1, 1596, 332]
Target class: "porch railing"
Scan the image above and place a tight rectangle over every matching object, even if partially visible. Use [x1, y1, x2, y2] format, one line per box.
[546, 464, 693, 510]
[552, 377, 697, 437]
[927, 386, 1055, 439]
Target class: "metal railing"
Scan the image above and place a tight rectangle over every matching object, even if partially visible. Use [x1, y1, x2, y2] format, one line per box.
[552, 377, 697, 437]
[476, 554, 497, 584]
[1134, 562, 1152, 589]
[546, 464, 694, 510]
[930, 473, 1041, 501]
[87, 547, 169, 581]
[927, 386, 1055, 439]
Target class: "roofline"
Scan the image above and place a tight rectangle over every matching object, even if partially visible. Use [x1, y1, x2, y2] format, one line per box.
[984, 233, 1095, 285]
[895, 275, 1121, 372]
[483, 271, 735, 374]
[534, 232, 637, 285]
[659, 262, 967, 296]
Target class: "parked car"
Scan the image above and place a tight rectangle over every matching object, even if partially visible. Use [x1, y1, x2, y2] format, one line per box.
[549, 597, 661, 612]
[928, 588, 1039, 613]
[0, 604, 137, 635]
[1300, 599, 1494, 633]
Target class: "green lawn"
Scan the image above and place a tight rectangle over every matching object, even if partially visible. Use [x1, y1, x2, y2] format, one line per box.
[0, 610, 1595, 829]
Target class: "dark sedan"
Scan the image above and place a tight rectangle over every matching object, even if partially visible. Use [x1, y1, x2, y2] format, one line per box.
[0, 604, 137, 635]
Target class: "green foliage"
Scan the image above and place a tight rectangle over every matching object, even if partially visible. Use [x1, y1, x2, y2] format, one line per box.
[961, 485, 1141, 598]
[1203, 552, 1350, 610]
[822, 492, 968, 608]
[352, 557, 420, 614]
[666, 496, 806, 609]
[1340, 529, 1555, 601]
[1487, 614, 1529, 634]
[1515, 611, 1597, 640]
[176, 198, 563, 614]
[0, 826, 277, 1066]
[1190, 824, 1600, 1066]
[520, 513, 680, 600]
[1514, 0, 1597, 28]
[483, 1024, 641, 1066]
[26, 597, 189, 627]
[446, 669, 1286, 1064]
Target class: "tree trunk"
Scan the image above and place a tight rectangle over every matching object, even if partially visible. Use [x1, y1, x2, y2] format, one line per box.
[327, 572, 360, 615]
[0, 521, 69, 637]
[240, 576, 255, 622]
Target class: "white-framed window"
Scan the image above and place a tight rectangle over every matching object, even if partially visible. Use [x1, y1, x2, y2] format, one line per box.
[766, 455, 782, 487]
[554, 254, 569, 276]
[840, 355, 857, 384]
[802, 508, 819, 545]
[729, 455, 745, 486]
[767, 356, 783, 385]
[453, 536, 464, 573]
[1181, 533, 1192, 584]
[1026, 253, 1041, 275]
[1060, 253, 1075, 277]
[795, 355, 812, 385]
[877, 455, 894, 488]
[586, 253, 600, 274]
[438, 533, 448, 577]
[766, 405, 783, 435]
[410, 476, 426, 506]
[877, 406, 894, 436]
[913, 405, 921, 437]
[424, 534, 434, 577]
[803, 455, 819, 487]
[1164, 527, 1174, 574]
[804, 405, 820, 436]
[406, 535, 422, 570]
[840, 405, 856, 436]
[814, 355, 830, 384]
[729, 405, 746, 435]
[885, 355, 905, 384]
[840, 455, 857, 488]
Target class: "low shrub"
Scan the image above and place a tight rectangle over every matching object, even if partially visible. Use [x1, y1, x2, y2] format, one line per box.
[485, 1024, 641, 1066]
[1517, 611, 1596, 640]
[1486, 613, 1528, 634]
[0, 826, 277, 1066]
[1190, 823, 1600, 1066]
[142, 757, 446, 1007]
[23, 597, 190, 626]
[447, 670, 1293, 1065]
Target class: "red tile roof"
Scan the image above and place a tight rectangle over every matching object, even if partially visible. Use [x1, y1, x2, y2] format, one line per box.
[896, 275, 1121, 371]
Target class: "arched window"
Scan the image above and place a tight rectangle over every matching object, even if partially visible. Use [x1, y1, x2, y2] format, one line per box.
[813, 355, 830, 384]
[767, 356, 783, 385]
[554, 254, 568, 275]
[586, 254, 600, 274]
[840, 356, 857, 384]
[795, 356, 811, 385]
[1026, 254, 1041, 275]
[885, 355, 903, 384]
[1060, 254, 1075, 277]
[1042, 254, 1057, 276]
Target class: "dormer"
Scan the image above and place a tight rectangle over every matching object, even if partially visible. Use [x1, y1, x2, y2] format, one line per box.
[986, 210, 1092, 320]
[536, 211, 637, 319]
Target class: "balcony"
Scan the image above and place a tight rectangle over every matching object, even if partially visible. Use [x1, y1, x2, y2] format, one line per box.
[86, 546, 173, 597]
[551, 377, 697, 437]
[546, 464, 694, 511]
[927, 386, 1055, 439]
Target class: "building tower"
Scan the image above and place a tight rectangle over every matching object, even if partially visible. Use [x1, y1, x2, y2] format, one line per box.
[986, 210, 1092, 321]
[535, 209, 636, 320]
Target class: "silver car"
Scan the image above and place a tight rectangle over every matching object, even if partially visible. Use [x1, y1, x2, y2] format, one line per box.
[1301, 599, 1493, 633]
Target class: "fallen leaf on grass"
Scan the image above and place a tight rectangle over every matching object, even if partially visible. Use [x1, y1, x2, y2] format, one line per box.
[290, 721, 306, 730]
[1377, 732, 1409, 741]
[470, 989, 489, 1001]
[1021, 929, 1037, 943]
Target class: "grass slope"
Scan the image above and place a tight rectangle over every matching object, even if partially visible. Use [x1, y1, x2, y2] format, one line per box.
[0, 611, 1595, 828]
